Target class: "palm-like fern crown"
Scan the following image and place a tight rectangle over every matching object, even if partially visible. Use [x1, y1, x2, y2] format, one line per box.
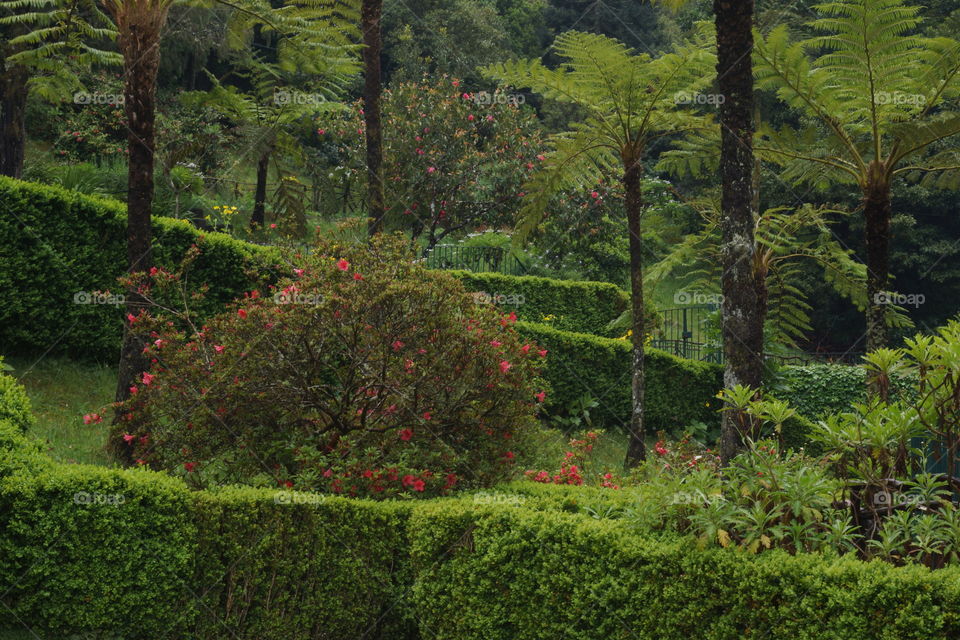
[754, 0, 960, 188]
[481, 28, 715, 241]
[0, 0, 121, 99]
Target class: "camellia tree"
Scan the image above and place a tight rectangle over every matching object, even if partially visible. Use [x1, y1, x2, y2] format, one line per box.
[482, 29, 715, 467]
[320, 75, 547, 249]
[753, 0, 960, 353]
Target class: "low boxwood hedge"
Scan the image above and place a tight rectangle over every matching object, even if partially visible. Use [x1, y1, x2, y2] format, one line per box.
[0, 176, 280, 360]
[516, 321, 723, 434]
[2, 431, 959, 640]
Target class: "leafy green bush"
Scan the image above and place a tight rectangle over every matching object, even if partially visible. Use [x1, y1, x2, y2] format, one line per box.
[410, 503, 960, 640]
[450, 270, 638, 337]
[515, 321, 722, 434]
[0, 366, 34, 432]
[115, 235, 544, 496]
[0, 176, 279, 359]
[771, 364, 866, 419]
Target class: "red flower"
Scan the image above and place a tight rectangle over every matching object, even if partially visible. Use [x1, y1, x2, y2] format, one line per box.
[504, 451, 515, 460]
[520, 344, 531, 354]
[490, 340, 502, 347]
[83, 413, 103, 425]
[392, 340, 405, 351]
[214, 345, 225, 353]
[412, 479, 426, 492]
[237, 309, 248, 319]
[499, 360, 512, 374]
[122, 433, 136, 443]
[184, 462, 197, 472]
[535, 391, 546, 403]
[129, 385, 138, 395]
[337, 258, 350, 271]
[538, 349, 548, 357]
[399, 428, 414, 441]
[402, 474, 415, 487]
[141, 372, 155, 385]
[323, 469, 333, 478]
[353, 273, 364, 281]
[422, 411, 432, 420]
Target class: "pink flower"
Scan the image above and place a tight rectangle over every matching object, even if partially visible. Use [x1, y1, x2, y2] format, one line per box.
[237, 309, 248, 319]
[353, 272, 363, 281]
[535, 391, 546, 403]
[591, 191, 600, 199]
[184, 462, 196, 472]
[520, 344, 531, 354]
[392, 340, 405, 351]
[317, 129, 326, 135]
[83, 413, 103, 425]
[293, 268, 304, 277]
[538, 349, 548, 358]
[490, 340, 502, 348]
[129, 385, 138, 395]
[467, 114, 475, 121]
[126, 313, 137, 325]
[214, 345, 225, 353]
[504, 451, 515, 460]
[427, 167, 436, 174]
[154, 339, 164, 349]
[399, 429, 413, 441]
[141, 372, 155, 385]
[452, 80, 460, 87]
[499, 360, 512, 374]
[422, 411, 432, 420]
[122, 433, 136, 443]
[270, 223, 277, 229]
[336, 258, 350, 271]
[323, 469, 333, 478]
[486, 115, 494, 122]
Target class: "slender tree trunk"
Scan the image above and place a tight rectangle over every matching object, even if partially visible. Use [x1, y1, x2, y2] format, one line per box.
[715, 0, 763, 464]
[252, 150, 269, 228]
[362, 0, 385, 236]
[864, 168, 891, 355]
[623, 155, 647, 469]
[0, 60, 28, 179]
[114, 14, 168, 407]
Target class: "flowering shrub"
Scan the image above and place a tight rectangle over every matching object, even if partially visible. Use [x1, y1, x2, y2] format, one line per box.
[112, 234, 546, 497]
[318, 75, 546, 246]
[525, 430, 622, 488]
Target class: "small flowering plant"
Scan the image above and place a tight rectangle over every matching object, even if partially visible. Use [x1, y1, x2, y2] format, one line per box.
[111, 233, 547, 498]
[525, 430, 622, 488]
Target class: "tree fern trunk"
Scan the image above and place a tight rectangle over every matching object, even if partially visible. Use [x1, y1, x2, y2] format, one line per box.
[715, 0, 763, 464]
[362, 0, 385, 236]
[252, 151, 269, 228]
[115, 17, 165, 410]
[623, 156, 647, 469]
[864, 173, 891, 354]
[0, 60, 27, 179]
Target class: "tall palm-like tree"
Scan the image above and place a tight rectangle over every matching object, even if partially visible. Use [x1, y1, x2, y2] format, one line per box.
[753, 0, 960, 354]
[483, 29, 715, 467]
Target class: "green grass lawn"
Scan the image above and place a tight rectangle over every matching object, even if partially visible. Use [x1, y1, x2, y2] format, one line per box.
[7, 356, 117, 466]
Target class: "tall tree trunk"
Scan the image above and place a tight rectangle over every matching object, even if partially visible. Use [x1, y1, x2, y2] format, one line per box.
[114, 14, 167, 407]
[0, 60, 28, 178]
[362, 0, 385, 236]
[715, 0, 763, 464]
[623, 155, 647, 469]
[251, 150, 269, 228]
[864, 168, 891, 355]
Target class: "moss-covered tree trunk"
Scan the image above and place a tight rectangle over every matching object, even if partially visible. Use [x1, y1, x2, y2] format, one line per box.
[114, 11, 167, 410]
[252, 150, 269, 228]
[362, 0, 385, 236]
[623, 153, 647, 469]
[0, 58, 27, 179]
[715, 0, 764, 464]
[864, 164, 892, 354]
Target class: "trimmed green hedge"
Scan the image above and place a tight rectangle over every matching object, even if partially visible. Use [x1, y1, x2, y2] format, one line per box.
[411, 502, 960, 640]
[0, 176, 280, 359]
[0, 369, 34, 432]
[771, 364, 867, 420]
[450, 270, 632, 337]
[516, 321, 723, 433]
[3, 430, 960, 639]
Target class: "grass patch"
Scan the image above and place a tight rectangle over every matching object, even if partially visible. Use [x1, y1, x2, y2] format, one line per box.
[7, 356, 116, 466]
